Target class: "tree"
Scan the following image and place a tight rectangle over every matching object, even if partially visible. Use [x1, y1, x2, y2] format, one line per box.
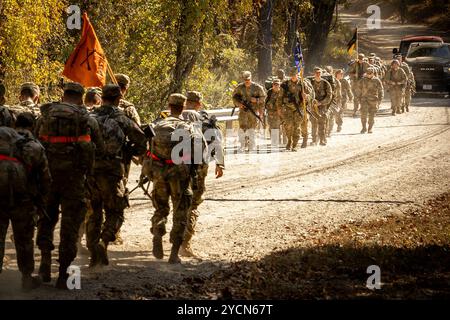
[256, 0, 274, 82]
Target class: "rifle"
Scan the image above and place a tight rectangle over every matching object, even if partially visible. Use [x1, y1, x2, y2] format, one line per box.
[233, 94, 264, 124]
[128, 174, 151, 198]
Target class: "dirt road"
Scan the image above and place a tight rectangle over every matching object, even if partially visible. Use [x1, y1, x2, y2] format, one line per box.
[1, 9, 450, 299]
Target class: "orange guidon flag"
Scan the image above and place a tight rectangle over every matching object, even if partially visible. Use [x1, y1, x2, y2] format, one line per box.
[62, 13, 107, 87]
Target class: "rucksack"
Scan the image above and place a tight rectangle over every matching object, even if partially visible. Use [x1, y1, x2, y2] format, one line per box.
[264, 76, 278, 91]
[93, 109, 125, 157]
[39, 102, 93, 171]
[152, 117, 190, 160]
[0, 127, 29, 201]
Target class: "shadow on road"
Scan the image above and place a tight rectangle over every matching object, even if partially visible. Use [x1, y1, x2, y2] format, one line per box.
[204, 198, 414, 205]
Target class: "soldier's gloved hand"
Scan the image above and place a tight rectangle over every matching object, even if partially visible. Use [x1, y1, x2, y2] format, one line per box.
[215, 164, 224, 179]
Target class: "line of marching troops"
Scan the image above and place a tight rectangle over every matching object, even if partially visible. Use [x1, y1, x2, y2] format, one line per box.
[0, 50, 414, 292]
[0, 76, 224, 291]
[233, 52, 415, 152]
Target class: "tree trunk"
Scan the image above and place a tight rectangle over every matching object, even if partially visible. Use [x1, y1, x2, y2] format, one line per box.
[284, 1, 299, 70]
[305, 0, 337, 71]
[256, 0, 274, 82]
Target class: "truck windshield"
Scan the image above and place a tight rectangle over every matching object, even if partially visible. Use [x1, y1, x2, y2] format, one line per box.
[408, 45, 450, 59]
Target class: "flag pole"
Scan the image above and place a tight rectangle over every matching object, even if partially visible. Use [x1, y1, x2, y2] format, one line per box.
[356, 26, 358, 58]
[106, 60, 118, 84]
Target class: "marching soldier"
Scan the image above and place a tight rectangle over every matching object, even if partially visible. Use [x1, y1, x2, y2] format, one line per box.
[348, 53, 370, 117]
[232, 71, 265, 152]
[115, 74, 141, 125]
[87, 84, 146, 267]
[278, 67, 307, 150]
[310, 67, 332, 146]
[180, 91, 224, 257]
[8, 83, 41, 128]
[360, 68, 384, 133]
[395, 54, 415, 112]
[265, 78, 283, 146]
[324, 66, 341, 136]
[148, 93, 203, 264]
[335, 69, 353, 132]
[384, 60, 407, 115]
[0, 82, 14, 127]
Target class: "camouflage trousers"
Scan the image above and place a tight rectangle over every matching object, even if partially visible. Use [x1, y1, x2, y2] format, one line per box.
[311, 107, 328, 143]
[238, 109, 258, 150]
[150, 162, 192, 245]
[389, 87, 404, 113]
[184, 164, 208, 243]
[36, 173, 87, 268]
[351, 80, 362, 113]
[86, 173, 127, 249]
[328, 107, 343, 134]
[403, 85, 412, 110]
[360, 99, 379, 129]
[0, 198, 36, 275]
[267, 111, 281, 145]
[282, 107, 307, 148]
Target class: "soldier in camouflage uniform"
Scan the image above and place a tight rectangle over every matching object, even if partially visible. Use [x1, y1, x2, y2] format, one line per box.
[180, 91, 224, 257]
[395, 54, 415, 112]
[335, 69, 353, 131]
[35, 82, 104, 289]
[278, 67, 308, 150]
[1, 113, 51, 291]
[84, 87, 102, 112]
[148, 93, 203, 264]
[360, 68, 384, 134]
[384, 59, 407, 115]
[348, 53, 370, 117]
[115, 74, 141, 125]
[310, 67, 332, 146]
[324, 66, 342, 136]
[87, 85, 146, 267]
[8, 83, 41, 128]
[265, 78, 282, 146]
[232, 71, 265, 152]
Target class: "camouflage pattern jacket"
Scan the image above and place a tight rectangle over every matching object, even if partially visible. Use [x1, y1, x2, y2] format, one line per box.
[361, 76, 384, 103]
[232, 82, 266, 111]
[265, 88, 281, 114]
[348, 60, 371, 81]
[311, 78, 332, 106]
[340, 78, 353, 101]
[277, 79, 305, 113]
[384, 68, 407, 89]
[119, 99, 141, 126]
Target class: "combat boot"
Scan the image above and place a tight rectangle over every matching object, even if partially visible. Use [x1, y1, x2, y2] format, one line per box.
[391, 110, 396, 116]
[360, 119, 367, 134]
[406, 106, 409, 112]
[285, 138, 291, 151]
[55, 265, 69, 290]
[38, 250, 52, 283]
[97, 240, 109, 266]
[112, 230, 123, 245]
[22, 274, 41, 292]
[152, 235, 164, 259]
[168, 241, 182, 264]
[291, 141, 298, 152]
[401, 106, 405, 113]
[337, 125, 342, 132]
[368, 121, 374, 134]
[88, 246, 99, 268]
[179, 241, 197, 258]
[300, 137, 308, 149]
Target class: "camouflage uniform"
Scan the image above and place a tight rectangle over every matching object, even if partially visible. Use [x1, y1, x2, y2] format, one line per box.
[35, 83, 104, 286]
[278, 77, 307, 150]
[348, 56, 370, 115]
[265, 86, 282, 138]
[232, 73, 265, 151]
[0, 124, 50, 290]
[326, 73, 342, 135]
[181, 92, 224, 256]
[87, 89, 146, 266]
[310, 76, 332, 145]
[399, 61, 415, 112]
[339, 77, 353, 112]
[384, 63, 407, 115]
[360, 70, 384, 133]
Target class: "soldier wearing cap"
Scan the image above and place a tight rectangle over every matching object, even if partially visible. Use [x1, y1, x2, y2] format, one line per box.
[35, 82, 105, 289]
[147, 93, 204, 264]
[179, 91, 224, 257]
[8, 82, 41, 129]
[114, 74, 141, 126]
[310, 67, 332, 146]
[324, 66, 342, 136]
[85, 84, 146, 268]
[84, 87, 102, 111]
[384, 60, 407, 115]
[360, 67, 384, 133]
[276, 69, 286, 82]
[277, 66, 308, 150]
[335, 69, 353, 130]
[348, 53, 370, 117]
[393, 54, 415, 112]
[265, 78, 283, 145]
[232, 71, 266, 152]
